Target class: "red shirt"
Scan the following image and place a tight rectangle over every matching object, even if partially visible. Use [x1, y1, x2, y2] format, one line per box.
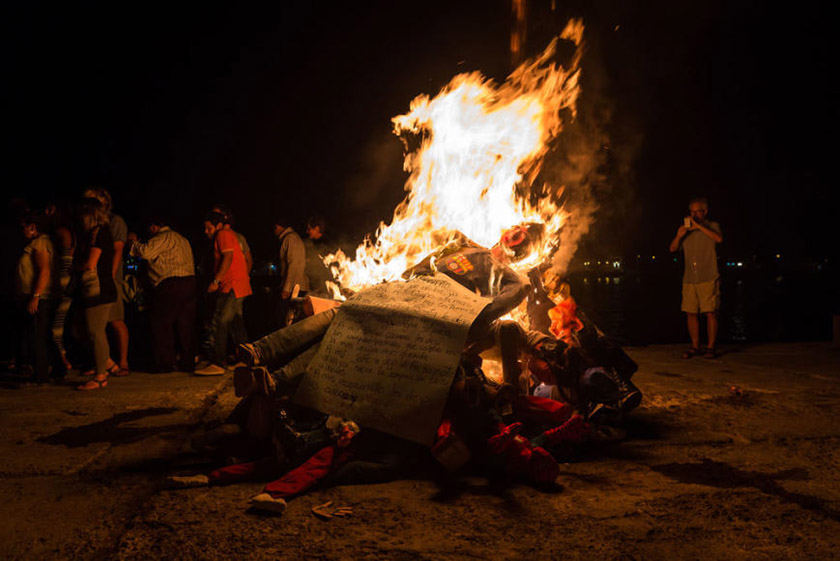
[214, 228, 252, 298]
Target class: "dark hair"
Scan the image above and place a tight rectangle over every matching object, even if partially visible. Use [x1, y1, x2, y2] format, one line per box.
[689, 197, 709, 208]
[307, 215, 326, 232]
[149, 216, 168, 228]
[211, 204, 234, 225]
[20, 210, 46, 232]
[204, 211, 226, 226]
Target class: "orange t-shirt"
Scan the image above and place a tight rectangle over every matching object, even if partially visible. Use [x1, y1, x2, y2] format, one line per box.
[214, 228, 252, 298]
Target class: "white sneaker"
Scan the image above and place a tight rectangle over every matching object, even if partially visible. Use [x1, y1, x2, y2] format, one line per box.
[164, 474, 210, 489]
[194, 363, 226, 376]
[249, 493, 287, 514]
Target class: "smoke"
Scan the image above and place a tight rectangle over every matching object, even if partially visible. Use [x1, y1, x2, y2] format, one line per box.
[543, 32, 641, 276]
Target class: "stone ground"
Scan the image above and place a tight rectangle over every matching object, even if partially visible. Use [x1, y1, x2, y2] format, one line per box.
[1, 342, 839, 560]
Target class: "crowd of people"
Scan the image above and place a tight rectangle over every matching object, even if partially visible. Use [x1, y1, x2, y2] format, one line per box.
[6, 189, 335, 389]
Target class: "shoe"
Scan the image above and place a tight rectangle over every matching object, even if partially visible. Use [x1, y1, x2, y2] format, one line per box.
[681, 347, 700, 359]
[194, 363, 226, 376]
[77, 376, 108, 391]
[233, 366, 276, 397]
[703, 347, 717, 359]
[236, 343, 263, 367]
[249, 493, 287, 514]
[164, 474, 210, 489]
[603, 369, 643, 414]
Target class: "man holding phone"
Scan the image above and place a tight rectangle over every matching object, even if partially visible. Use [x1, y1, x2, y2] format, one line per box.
[669, 197, 723, 358]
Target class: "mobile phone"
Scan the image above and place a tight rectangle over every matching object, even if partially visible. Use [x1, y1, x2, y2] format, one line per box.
[684, 217, 691, 228]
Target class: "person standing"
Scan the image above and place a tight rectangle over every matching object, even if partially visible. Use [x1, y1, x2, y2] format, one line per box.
[83, 187, 130, 376]
[75, 199, 118, 390]
[273, 219, 308, 327]
[127, 218, 196, 373]
[669, 197, 724, 359]
[14, 212, 59, 384]
[196, 211, 251, 376]
[303, 215, 334, 298]
[210, 204, 251, 347]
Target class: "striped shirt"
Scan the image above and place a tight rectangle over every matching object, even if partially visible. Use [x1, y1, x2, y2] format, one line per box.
[129, 227, 195, 286]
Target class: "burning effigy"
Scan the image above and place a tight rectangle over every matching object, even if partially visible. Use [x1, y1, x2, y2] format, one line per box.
[167, 20, 642, 514]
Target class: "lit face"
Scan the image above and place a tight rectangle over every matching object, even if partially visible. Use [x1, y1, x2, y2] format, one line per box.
[203, 221, 220, 239]
[273, 224, 285, 237]
[306, 225, 323, 240]
[149, 224, 161, 236]
[688, 202, 708, 224]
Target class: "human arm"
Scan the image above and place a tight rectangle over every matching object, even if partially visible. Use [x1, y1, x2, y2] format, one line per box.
[282, 237, 306, 298]
[669, 225, 688, 253]
[128, 232, 173, 262]
[690, 219, 723, 244]
[112, 240, 124, 278]
[244, 250, 253, 274]
[208, 250, 233, 293]
[28, 245, 52, 314]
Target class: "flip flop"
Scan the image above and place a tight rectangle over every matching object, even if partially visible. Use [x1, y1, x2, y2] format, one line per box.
[681, 348, 700, 359]
[77, 377, 108, 391]
[112, 367, 130, 377]
[703, 347, 717, 359]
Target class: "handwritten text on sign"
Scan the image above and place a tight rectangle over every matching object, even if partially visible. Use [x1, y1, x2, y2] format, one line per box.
[295, 274, 489, 446]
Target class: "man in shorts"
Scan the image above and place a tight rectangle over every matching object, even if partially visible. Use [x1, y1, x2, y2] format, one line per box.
[669, 197, 723, 358]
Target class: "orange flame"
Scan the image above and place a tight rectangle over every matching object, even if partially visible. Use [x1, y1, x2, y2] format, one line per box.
[327, 20, 585, 298]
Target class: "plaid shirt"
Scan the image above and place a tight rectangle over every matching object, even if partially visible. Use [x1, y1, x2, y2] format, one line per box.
[129, 227, 195, 286]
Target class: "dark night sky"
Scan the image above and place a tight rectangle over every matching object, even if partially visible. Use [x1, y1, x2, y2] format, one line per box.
[2, 1, 836, 264]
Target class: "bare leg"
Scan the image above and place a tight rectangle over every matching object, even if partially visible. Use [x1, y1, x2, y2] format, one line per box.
[686, 313, 700, 350]
[705, 312, 718, 350]
[109, 320, 129, 369]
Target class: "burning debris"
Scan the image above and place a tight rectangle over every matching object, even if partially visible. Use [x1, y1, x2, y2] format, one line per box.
[166, 21, 643, 514]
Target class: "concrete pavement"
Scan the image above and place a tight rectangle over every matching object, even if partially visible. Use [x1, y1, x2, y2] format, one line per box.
[1, 342, 839, 560]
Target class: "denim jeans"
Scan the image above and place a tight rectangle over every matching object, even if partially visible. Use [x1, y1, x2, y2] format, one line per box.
[204, 290, 245, 365]
[252, 308, 338, 381]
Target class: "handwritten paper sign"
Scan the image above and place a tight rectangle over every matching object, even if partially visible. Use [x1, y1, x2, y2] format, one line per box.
[294, 274, 489, 446]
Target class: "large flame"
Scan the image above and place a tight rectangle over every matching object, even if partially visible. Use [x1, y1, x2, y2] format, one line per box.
[328, 20, 585, 297]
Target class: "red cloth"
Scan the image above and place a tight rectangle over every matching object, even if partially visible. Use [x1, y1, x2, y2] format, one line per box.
[542, 414, 590, 446]
[214, 228, 251, 298]
[208, 458, 278, 484]
[514, 395, 574, 427]
[207, 445, 352, 500]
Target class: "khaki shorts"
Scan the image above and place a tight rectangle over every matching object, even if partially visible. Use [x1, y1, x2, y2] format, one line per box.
[681, 280, 720, 314]
[108, 279, 126, 322]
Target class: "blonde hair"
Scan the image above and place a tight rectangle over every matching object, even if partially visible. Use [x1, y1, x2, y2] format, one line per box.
[79, 198, 110, 234]
[83, 187, 113, 213]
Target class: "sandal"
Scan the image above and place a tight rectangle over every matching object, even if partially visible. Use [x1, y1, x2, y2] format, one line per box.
[77, 376, 108, 391]
[112, 366, 130, 377]
[703, 347, 717, 359]
[681, 348, 700, 359]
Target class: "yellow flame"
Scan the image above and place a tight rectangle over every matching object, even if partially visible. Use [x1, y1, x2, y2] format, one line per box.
[328, 21, 584, 298]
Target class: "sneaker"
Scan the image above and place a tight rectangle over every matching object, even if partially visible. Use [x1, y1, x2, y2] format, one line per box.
[164, 474, 210, 489]
[236, 343, 263, 367]
[194, 363, 226, 376]
[249, 493, 287, 514]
